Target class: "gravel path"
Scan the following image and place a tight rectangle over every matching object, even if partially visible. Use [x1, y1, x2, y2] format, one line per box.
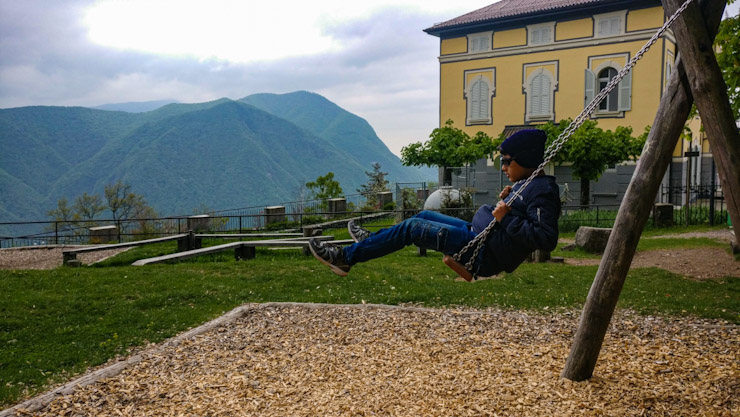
[561, 229, 739, 279]
[0, 246, 128, 269]
[565, 247, 740, 279]
[11, 303, 738, 417]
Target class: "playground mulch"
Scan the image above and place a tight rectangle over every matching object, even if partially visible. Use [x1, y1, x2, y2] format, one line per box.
[19, 303, 738, 416]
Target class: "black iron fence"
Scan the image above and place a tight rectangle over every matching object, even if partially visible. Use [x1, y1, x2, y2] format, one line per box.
[0, 185, 729, 248]
[0, 209, 388, 249]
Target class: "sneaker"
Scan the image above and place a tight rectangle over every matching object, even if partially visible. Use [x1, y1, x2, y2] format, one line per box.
[308, 238, 351, 277]
[347, 220, 371, 243]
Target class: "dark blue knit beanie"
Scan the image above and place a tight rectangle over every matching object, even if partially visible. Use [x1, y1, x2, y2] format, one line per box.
[499, 129, 546, 168]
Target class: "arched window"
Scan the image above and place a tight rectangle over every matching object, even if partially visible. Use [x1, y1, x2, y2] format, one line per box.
[598, 67, 619, 112]
[465, 71, 494, 124]
[584, 60, 631, 114]
[525, 68, 556, 120]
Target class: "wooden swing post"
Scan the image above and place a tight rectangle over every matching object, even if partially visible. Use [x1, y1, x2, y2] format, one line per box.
[664, 0, 740, 240]
[561, 0, 729, 381]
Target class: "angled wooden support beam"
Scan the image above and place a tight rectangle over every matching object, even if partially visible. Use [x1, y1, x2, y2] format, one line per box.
[561, 0, 726, 381]
[665, 0, 740, 243]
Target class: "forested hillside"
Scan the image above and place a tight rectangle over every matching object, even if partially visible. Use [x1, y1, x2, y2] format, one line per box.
[0, 93, 433, 225]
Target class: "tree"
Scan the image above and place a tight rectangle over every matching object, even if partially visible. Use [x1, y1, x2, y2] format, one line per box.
[49, 181, 156, 239]
[401, 119, 495, 185]
[305, 172, 344, 213]
[506, 119, 644, 207]
[47, 197, 75, 232]
[305, 172, 343, 201]
[357, 163, 390, 209]
[104, 180, 152, 221]
[73, 192, 106, 221]
[715, 3, 740, 118]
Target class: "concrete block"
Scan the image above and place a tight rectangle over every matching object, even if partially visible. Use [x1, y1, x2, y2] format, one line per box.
[89, 225, 117, 244]
[377, 192, 393, 209]
[653, 203, 674, 227]
[187, 215, 211, 233]
[575, 226, 612, 254]
[264, 206, 286, 225]
[235, 245, 256, 260]
[328, 198, 346, 217]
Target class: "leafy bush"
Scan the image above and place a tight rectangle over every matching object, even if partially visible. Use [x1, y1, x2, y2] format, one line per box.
[440, 188, 475, 221]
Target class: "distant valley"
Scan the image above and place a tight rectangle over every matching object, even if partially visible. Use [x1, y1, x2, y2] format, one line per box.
[0, 91, 434, 227]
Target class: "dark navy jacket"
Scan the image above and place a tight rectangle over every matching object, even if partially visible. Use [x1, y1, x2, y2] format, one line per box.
[472, 175, 560, 274]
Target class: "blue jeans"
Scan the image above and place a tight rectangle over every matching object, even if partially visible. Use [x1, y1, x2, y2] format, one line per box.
[343, 211, 498, 276]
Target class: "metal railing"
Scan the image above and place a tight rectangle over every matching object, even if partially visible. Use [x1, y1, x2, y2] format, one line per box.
[0, 185, 729, 248]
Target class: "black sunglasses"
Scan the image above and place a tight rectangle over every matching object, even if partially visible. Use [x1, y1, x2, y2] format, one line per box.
[501, 156, 516, 166]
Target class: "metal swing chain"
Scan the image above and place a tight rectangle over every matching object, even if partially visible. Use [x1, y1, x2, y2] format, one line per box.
[452, 0, 695, 274]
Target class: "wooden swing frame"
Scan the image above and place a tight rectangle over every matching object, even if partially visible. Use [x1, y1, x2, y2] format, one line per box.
[444, 0, 740, 381]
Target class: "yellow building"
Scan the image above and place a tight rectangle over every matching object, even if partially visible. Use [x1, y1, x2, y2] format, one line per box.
[425, 0, 714, 207]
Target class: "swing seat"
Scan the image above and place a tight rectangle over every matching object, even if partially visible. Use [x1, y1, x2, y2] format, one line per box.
[443, 255, 474, 282]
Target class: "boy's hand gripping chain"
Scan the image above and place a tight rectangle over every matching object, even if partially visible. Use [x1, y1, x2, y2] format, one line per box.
[444, 0, 694, 281]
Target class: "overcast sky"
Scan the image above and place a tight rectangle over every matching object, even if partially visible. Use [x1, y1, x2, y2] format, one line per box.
[1, 1, 738, 156]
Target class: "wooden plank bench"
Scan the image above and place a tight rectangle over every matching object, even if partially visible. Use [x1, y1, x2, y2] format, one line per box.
[195, 233, 302, 239]
[62, 234, 189, 265]
[132, 237, 355, 266]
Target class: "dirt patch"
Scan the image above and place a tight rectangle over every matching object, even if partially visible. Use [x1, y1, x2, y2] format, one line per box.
[557, 229, 738, 279]
[12, 303, 737, 417]
[566, 247, 740, 279]
[0, 246, 129, 270]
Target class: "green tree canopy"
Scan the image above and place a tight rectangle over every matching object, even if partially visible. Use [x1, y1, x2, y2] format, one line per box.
[104, 180, 153, 221]
[73, 192, 106, 221]
[47, 197, 74, 226]
[305, 172, 343, 201]
[401, 120, 495, 185]
[716, 4, 740, 118]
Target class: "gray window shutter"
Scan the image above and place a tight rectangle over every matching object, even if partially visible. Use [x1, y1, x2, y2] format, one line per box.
[530, 72, 550, 116]
[584, 68, 595, 107]
[618, 68, 632, 111]
[476, 80, 489, 119]
[469, 78, 488, 120]
[540, 75, 551, 114]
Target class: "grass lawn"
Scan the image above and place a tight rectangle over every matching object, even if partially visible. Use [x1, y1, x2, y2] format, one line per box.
[1, 227, 738, 407]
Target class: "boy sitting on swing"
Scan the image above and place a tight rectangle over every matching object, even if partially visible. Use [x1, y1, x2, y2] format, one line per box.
[309, 129, 561, 279]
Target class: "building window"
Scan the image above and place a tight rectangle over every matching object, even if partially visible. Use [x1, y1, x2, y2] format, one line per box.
[465, 70, 495, 124]
[597, 67, 619, 111]
[524, 68, 557, 121]
[584, 60, 631, 114]
[528, 23, 554, 46]
[594, 11, 626, 38]
[468, 32, 492, 53]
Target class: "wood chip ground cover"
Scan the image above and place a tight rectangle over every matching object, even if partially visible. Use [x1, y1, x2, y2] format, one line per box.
[14, 303, 738, 416]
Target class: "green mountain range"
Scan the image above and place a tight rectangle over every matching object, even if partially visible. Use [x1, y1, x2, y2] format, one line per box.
[0, 91, 434, 228]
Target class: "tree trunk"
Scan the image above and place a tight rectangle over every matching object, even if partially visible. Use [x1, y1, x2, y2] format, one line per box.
[580, 178, 590, 208]
[561, 0, 726, 381]
[442, 167, 453, 186]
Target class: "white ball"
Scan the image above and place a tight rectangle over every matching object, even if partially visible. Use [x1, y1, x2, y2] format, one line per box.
[423, 187, 461, 210]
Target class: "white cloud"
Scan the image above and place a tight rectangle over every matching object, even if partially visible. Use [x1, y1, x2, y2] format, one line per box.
[1, 0, 491, 155]
[82, 0, 491, 63]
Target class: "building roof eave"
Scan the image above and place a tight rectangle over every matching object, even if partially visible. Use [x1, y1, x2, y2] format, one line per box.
[424, 0, 662, 38]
